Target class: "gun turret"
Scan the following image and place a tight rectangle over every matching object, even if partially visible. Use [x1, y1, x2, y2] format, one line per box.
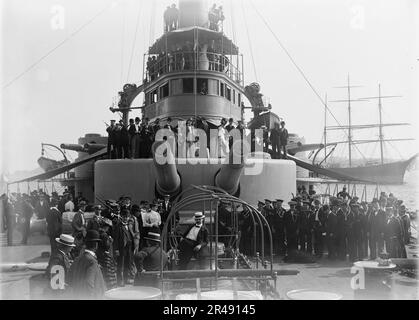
[152, 141, 181, 197]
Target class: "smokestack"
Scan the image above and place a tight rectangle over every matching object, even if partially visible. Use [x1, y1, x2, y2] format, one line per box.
[178, 0, 209, 28]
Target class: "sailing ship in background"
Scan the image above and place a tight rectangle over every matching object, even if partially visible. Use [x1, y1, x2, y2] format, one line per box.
[311, 77, 418, 185]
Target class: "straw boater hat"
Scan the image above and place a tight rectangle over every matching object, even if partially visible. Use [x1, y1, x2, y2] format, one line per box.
[144, 232, 161, 243]
[55, 234, 76, 247]
[194, 212, 205, 219]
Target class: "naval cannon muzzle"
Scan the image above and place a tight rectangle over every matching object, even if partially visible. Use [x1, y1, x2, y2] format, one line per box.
[214, 147, 247, 196]
[83, 143, 107, 154]
[152, 141, 181, 197]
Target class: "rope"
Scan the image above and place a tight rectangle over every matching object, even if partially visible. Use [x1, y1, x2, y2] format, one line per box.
[120, 3, 127, 83]
[127, 0, 143, 82]
[248, 0, 367, 161]
[2, 0, 119, 90]
[241, 0, 258, 83]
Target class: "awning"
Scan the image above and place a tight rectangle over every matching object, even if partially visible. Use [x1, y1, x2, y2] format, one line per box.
[149, 27, 239, 55]
[9, 150, 108, 184]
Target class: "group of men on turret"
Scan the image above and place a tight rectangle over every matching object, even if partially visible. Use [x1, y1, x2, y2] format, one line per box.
[242, 187, 412, 262]
[164, 4, 179, 33]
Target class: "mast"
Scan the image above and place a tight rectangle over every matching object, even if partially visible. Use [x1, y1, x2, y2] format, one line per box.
[324, 93, 328, 164]
[378, 84, 384, 165]
[347, 75, 353, 167]
[359, 85, 402, 165]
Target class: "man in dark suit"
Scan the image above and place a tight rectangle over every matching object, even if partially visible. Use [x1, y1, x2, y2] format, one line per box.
[326, 201, 338, 259]
[272, 199, 286, 255]
[135, 232, 168, 287]
[34, 194, 50, 219]
[313, 202, 328, 258]
[45, 234, 75, 298]
[298, 200, 312, 254]
[284, 201, 299, 256]
[106, 120, 117, 159]
[113, 208, 140, 286]
[119, 120, 130, 159]
[279, 121, 289, 159]
[178, 212, 209, 270]
[368, 198, 386, 259]
[68, 230, 106, 299]
[72, 200, 87, 256]
[46, 199, 63, 256]
[20, 195, 34, 245]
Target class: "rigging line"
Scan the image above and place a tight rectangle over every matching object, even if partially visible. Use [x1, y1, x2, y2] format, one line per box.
[120, 2, 127, 83]
[249, 0, 367, 162]
[241, 0, 258, 83]
[127, 0, 143, 82]
[2, 0, 119, 90]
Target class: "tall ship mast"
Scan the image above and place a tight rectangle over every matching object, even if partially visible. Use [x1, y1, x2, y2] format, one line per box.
[314, 78, 417, 184]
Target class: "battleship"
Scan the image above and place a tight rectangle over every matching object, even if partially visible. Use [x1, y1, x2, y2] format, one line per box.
[2, 0, 418, 302]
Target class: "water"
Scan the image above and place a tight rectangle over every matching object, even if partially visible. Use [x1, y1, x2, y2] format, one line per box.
[317, 169, 419, 211]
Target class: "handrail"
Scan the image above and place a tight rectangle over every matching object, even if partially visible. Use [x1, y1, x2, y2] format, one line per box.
[145, 51, 243, 85]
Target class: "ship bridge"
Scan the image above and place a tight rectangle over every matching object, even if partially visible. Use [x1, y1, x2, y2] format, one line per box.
[142, 0, 244, 126]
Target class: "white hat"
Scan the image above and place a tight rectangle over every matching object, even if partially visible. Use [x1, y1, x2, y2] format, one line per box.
[194, 212, 205, 219]
[55, 234, 76, 247]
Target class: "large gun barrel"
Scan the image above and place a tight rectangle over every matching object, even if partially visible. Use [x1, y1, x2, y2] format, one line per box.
[84, 143, 107, 154]
[152, 141, 181, 197]
[60, 144, 87, 153]
[215, 150, 245, 195]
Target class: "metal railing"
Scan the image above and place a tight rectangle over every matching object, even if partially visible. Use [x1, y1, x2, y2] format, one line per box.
[145, 51, 243, 85]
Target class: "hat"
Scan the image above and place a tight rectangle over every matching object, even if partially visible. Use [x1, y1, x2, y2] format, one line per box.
[85, 230, 101, 242]
[79, 200, 87, 207]
[276, 199, 284, 203]
[264, 199, 271, 203]
[372, 198, 379, 203]
[302, 200, 310, 205]
[102, 218, 113, 228]
[144, 232, 161, 243]
[288, 201, 297, 206]
[94, 204, 102, 210]
[313, 199, 321, 205]
[55, 234, 76, 247]
[194, 212, 205, 219]
[110, 120, 116, 123]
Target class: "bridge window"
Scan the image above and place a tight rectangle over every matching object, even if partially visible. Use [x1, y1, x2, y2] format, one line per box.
[238, 93, 242, 106]
[150, 88, 158, 104]
[220, 83, 225, 97]
[233, 89, 236, 104]
[160, 82, 169, 99]
[197, 78, 208, 95]
[208, 79, 219, 95]
[183, 78, 194, 94]
[171, 79, 182, 95]
[225, 85, 231, 101]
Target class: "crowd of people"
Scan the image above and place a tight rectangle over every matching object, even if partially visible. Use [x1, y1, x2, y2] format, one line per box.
[245, 187, 412, 263]
[106, 116, 288, 161]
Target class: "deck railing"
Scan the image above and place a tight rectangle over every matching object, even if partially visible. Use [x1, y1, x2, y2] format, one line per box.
[144, 51, 243, 86]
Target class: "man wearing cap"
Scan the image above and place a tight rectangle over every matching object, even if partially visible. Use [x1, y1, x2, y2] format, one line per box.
[337, 186, 351, 201]
[368, 198, 386, 259]
[272, 200, 286, 255]
[284, 201, 298, 256]
[113, 207, 140, 286]
[298, 200, 312, 254]
[385, 207, 403, 258]
[46, 234, 75, 298]
[135, 232, 168, 287]
[68, 230, 106, 299]
[46, 199, 63, 256]
[325, 202, 338, 259]
[87, 205, 103, 232]
[335, 202, 349, 260]
[313, 202, 327, 258]
[106, 120, 117, 159]
[72, 200, 88, 256]
[178, 212, 209, 270]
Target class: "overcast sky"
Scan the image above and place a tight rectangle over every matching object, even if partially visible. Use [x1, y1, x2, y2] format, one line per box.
[1, 0, 418, 174]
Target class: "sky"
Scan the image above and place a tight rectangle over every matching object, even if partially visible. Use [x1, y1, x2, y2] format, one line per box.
[1, 0, 418, 175]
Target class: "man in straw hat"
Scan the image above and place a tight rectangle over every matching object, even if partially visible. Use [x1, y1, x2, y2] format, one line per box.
[45, 234, 76, 298]
[67, 230, 106, 299]
[178, 212, 209, 270]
